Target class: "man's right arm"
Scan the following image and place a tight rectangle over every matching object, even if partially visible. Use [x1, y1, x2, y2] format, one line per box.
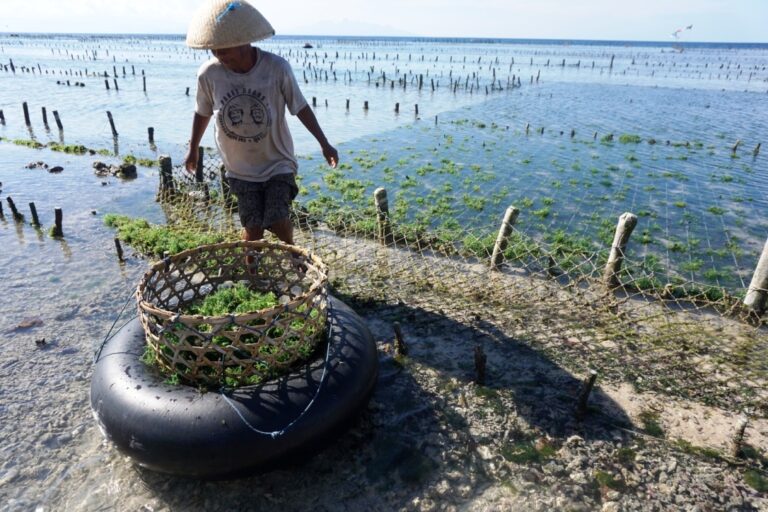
[184, 113, 212, 173]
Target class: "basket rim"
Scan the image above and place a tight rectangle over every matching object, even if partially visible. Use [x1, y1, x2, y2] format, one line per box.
[136, 240, 328, 322]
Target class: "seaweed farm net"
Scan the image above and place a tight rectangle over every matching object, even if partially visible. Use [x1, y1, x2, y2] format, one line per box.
[150, 153, 768, 418]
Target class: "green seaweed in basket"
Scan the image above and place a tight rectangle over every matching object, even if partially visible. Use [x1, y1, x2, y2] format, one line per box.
[186, 283, 278, 316]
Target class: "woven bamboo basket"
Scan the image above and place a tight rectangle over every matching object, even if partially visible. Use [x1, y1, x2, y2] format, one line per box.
[136, 240, 328, 387]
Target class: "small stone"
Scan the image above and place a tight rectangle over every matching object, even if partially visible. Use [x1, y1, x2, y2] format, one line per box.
[16, 317, 43, 330]
[0, 468, 19, 485]
[602, 502, 620, 512]
[566, 435, 584, 447]
[48, 166, 64, 173]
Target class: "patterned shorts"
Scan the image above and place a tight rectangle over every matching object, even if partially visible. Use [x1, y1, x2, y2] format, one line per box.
[227, 173, 298, 229]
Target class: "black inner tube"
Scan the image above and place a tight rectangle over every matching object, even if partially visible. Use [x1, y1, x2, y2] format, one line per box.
[90, 296, 378, 479]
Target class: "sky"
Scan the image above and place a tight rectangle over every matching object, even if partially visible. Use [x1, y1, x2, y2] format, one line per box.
[1, 0, 766, 42]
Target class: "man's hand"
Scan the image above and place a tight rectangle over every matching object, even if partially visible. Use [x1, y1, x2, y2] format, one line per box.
[183, 148, 198, 174]
[323, 144, 339, 168]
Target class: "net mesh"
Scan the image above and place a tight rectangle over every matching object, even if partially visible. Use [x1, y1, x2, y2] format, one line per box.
[148, 154, 767, 415]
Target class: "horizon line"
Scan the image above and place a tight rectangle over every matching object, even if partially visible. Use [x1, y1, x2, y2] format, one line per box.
[2, 32, 767, 46]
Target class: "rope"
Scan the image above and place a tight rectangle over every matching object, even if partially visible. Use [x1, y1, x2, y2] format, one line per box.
[93, 290, 137, 364]
[219, 300, 336, 438]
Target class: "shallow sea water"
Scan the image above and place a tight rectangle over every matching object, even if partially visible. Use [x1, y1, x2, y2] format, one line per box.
[0, 34, 767, 509]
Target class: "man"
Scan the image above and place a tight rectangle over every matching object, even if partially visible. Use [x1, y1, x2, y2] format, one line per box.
[184, 0, 338, 246]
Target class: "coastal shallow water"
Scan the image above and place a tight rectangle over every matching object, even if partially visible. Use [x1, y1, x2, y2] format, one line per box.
[1, 35, 767, 510]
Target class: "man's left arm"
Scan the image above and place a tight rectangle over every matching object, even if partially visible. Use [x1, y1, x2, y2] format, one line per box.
[296, 105, 338, 168]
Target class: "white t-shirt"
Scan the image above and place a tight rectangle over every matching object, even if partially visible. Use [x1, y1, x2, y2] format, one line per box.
[195, 49, 307, 182]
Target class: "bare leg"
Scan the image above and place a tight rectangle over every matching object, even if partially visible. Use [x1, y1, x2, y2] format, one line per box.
[268, 218, 294, 245]
[243, 225, 264, 242]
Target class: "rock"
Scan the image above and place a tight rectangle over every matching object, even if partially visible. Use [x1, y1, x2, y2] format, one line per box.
[115, 164, 137, 179]
[15, 317, 43, 330]
[566, 435, 584, 447]
[48, 166, 64, 173]
[570, 471, 589, 484]
[602, 502, 620, 512]
[0, 468, 20, 486]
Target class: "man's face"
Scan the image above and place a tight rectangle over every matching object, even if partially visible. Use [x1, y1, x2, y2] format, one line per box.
[211, 45, 251, 71]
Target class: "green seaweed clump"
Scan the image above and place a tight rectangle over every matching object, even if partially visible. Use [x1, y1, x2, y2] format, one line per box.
[103, 214, 227, 256]
[49, 143, 88, 154]
[619, 134, 643, 144]
[186, 282, 278, 316]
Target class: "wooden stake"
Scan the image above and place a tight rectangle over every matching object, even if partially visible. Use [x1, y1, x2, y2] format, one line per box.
[114, 237, 124, 262]
[0, 110, 5, 125]
[731, 417, 749, 458]
[107, 111, 118, 137]
[474, 345, 486, 385]
[29, 202, 40, 226]
[22, 102, 31, 126]
[157, 155, 175, 200]
[744, 236, 768, 315]
[373, 187, 393, 245]
[754, 143, 761, 157]
[393, 321, 407, 357]
[490, 206, 520, 270]
[52, 110, 63, 131]
[219, 164, 232, 205]
[7, 197, 23, 221]
[604, 212, 638, 288]
[41, 107, 48, 127]
[142, 76, 146, 92]
[51, 208, 63, 237]
[148, 127, 155, 144]
[576, 370, 598, 418]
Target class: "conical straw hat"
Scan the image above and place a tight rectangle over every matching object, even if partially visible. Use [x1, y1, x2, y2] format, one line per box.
[186, 0, 275, 50]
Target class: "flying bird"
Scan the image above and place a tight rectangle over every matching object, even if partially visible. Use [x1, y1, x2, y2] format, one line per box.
[672, 24, 693, 39]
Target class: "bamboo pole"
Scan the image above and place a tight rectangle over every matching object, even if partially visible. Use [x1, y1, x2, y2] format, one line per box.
[603, 212, 638, 288]
[490, 206, 520, 270]
[743, 237, 768, 315]
[373, 187, 393, 245]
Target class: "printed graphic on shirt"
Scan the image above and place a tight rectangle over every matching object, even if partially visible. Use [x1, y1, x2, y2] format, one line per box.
[218, 87, 271, 143]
